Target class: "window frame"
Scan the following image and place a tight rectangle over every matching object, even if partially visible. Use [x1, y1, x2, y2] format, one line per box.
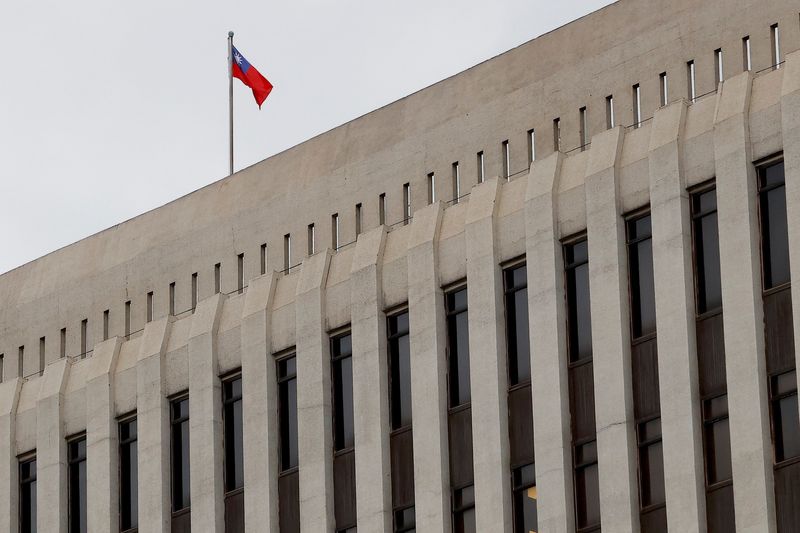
[169, 392, 191, 516]
[67, 432, 88, 533]
[503, 259, 530, 388]
[221, 370, 244, 495]
[276, 350, 299, 474]
[331, 329, 355, 453]
[689, 180, 723, 319]
[118, 412, 138, 533]
[444, 282, 470, 411]
[18, 452, 36, 533]
[756, 154, 790, 293]
[769, 369, 800, 466]
[563, 233, 592, 367]
[625, 208, 657, 344]
[387, 307, 412, 433]
[701, 393, 733, 488]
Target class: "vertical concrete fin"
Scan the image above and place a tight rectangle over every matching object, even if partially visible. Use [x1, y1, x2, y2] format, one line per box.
[351, 226, 392, 533]
[0, 378, 23, 533]
[86, 336, 124, 533]
[407, 201, 451, 532]
[466, 177, 513, 532]
[188, 292, 227, 533]
[36, 356, 71, 533]
[137, 317, 174, 533]
[714, 70, 777, 533]
[241, 272, 280, 532]
[296, 249, 336, 532]
[525, 151, 574, 533]
[648, 100, 707, 533]
[584, 125, 640, 533]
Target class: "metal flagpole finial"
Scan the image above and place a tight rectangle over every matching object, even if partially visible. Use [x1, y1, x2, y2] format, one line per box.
[228, 31, 234, 38]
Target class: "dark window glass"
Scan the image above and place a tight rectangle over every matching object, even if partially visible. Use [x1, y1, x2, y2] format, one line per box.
[394, 506, 415, 532]
[638, 418, 665, 507]
[505, 265, 531, 385]
[759, 161, 790, 289]
[332, 334, 355, 451]
[703, 395, 732, 484]
[452, 485, 476, 533]
[574, 440, 600, 529]
[565, 240, 593, 363]
[771, 370, 800, 463]
[171, 396, 190, 512]
[68, 438, 87, 533]
[692, 188, 722, 313]
[628, 215, 656, 338]
[512, 464, 538, 533]
[19, 457, 36, 533]
[446, 288, 471, 408]
[119, 419, 138, 531]
[388, 312, 412, 430]
[223, 376, 244, 492]
[278, 356, 299, 471]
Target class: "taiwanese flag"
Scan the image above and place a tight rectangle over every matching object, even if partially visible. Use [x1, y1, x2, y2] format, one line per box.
[231, 46, 273, 108]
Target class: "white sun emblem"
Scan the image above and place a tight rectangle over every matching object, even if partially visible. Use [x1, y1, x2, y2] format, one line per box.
[234, 53, 243, 65]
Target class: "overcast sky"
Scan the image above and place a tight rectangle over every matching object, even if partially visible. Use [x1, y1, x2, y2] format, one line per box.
[0, 0, 614, 275]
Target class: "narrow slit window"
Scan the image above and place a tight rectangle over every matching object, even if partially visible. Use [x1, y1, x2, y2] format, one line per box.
[427, 173, 436, 204]
[553, 118, 561, 151]
[124, 302, 131, 337]
[632, 84, 642, 128]
[715, 49, 724, 84]
[527, 129, 536, 164]
[146, 292, 153, 323]
[307, 224, 315, 256]
[191, 273, 198, 310]
[237, 253, 244, 294]
[659, 73, 668, 107]
[388, 311, 412, 430]
[446, 287, 471, 407]
[61, 327, 67, 358]
[81, 318, 88, 356]
[171, 396, 190, 513]
[743, 36, 752, 71]
[606, 96, 615, 129]
[260, 244, 267, 276]
[331, 213, 340, 249]
[331, 333, 355, 451]
[403, 183, 411, 224]
[68, 437, 87, 533]
[771, 24, 781, 68]
[119, 417, 138, 531]
[505, 264, 530, 385]
[564, 239, 592, 362]
[687, 60, 696, 102]
[379, 193, 386, 226]
[39, 337, 45, 376]
[169, 282, 176, 315]
[223, 375, 244, 493]
[278, 355, 298, 471]
[477, 151, 485, 183]
[355, 203, 362, 236]
[283, 234, 291, 271]
[214, 263, 221, 294]
[0, 354, 4, 383]
[103, 310, 110, 340]
[452, 162, 461, 203]
[579, 107, 588, 150]
[512, 464, 537, 533]
[502, 140, 510, 179]
[19, 457, 36, 533]
[18, 346, 24, 378]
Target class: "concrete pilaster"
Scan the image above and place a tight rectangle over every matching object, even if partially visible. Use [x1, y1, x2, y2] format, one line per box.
[525, 153, 574, 533]
[465, 177, 513, 532]
[407, 202, 451, 532]
[351, 226, 392, 533]
[714, 71, 776, 533]
[648, 101, 707, 533]
[188, 293, 226, 533]
[137, 317, 173, 532]
[584, 126, 639, 533]
[36, 357, 71, 533]
[241, 272, 280, 532]
[296, 250, 336, 532]
[0, 378, 22, 533]
[86, 337, 123, 532]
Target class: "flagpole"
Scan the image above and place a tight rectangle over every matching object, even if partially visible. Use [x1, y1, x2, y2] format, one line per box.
[228, 31, 234, 176]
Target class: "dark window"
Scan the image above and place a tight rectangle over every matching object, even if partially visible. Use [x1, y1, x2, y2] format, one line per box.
[574, 440, 600, 530]
[771, 370, 800, 463]
[565, 239, 592, 363]
[512, 464, 537, 533]
[692, 188, 722, 314]
[703, 395, 732, 484]
[171, 396, 190, 512]
[332, 333, 355, 451]
[505, 265, 531, 385]
[627, 214, 656, 338]
[119, 418, 138, 532]
[394, 506, 415, 532]
[19, 457, 36, 533]
[637, 418, 665, 508]
[446, 288, 471, 408]
[452, 485, 476, 533]
[278, 356, 299, 471]
[759, 161, 790, 290]
[388, 312, 412, 430]
[68, 437, 87, 533]
[223, 376, 244, 492]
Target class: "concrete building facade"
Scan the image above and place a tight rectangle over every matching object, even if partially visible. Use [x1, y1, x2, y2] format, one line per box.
[2, 0, 800, 531]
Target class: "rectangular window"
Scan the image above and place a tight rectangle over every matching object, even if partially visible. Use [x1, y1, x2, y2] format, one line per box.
[38, 337, 45, 376]
[215, 263, 222, 293]
[171, 396, 190, 513]
[332, 213, 340, 249]
[452, 485, 476, 533]
[283, 234, 291, 271]
[237, 254, 244, 294]
[477, 151, 485, 184]
[574, 440, 600, 530]
[278, 355, 298, 471]
[388, 311, 412, 430]
[332, 333, 355, 451]
[637, 418, 665, 508]
[394, 506, 416, 532]
[80, 318, 88, 356]
[18, 346, 24, 378]
[771, 370, 800, 463]
[119, 417, 138, 532]
[452, 162, 461, 203]
[505, 264, 530, 385]
[692, 187, 722, 314]
[743, 36, 752, 71]
[553, 118, 561, 151]
[19, 456, 36, 533]
[124, 302, 131, 337]
[0, 353, 3, 383]
[146, 292, 153, 323]
[308, 224, 316, 256]
[703, 395, 732, 484]
[512, 464, 537, 533]
[61, 327, 67, 358]
[632, 84, 642, 128]
[68, 436, 87, 533]
[605, 96, 615, 129]
[379, 193, 387, 226]
[223, 375, 244, 493]
[771, 24, 781, 68]
[103, 309, 110, 340]
[191, 273, 198, 310]
[659, 73, 668, 107]
[446, 287, 471, 408]
[579, 107, 588, 150]
[427, 173, 436, 204]
[527, 129, 536, 164]
[715, 49, 724, 84]
[687, 60, 697, 102]
[759, 161, 789, 289]
[564, 239, 592, 363]
[627, 214, 656, 339]
[502, 140, 510, 179]
[355, 203, 362, 236]
[260, 244, 267, 276]
[169, 282, 176, 315]
[403, 183, 411, 224]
